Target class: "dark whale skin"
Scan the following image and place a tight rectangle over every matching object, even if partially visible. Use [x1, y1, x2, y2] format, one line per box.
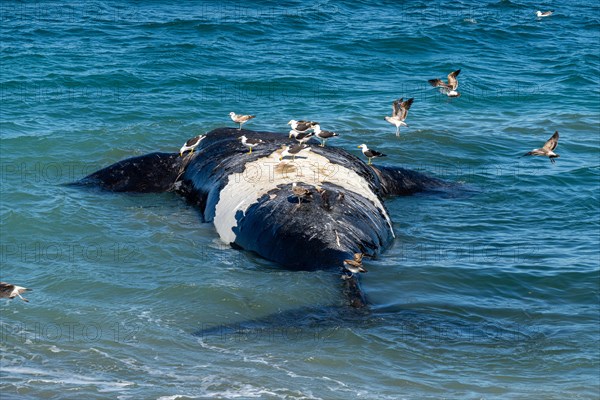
[75, 128, 445, 306]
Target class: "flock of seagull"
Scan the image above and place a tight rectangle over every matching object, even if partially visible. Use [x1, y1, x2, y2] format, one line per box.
[178, 69, 456, 167]
[180, 66, 561, 168]
[2, 10, 561, 300]
[175, 69, 482, 275]
[175, 64, 561, 275]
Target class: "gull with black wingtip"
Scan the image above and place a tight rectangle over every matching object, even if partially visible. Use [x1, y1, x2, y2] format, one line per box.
[279, 144, 311, 161]
[522, 131, 560, 164]
[179, 134, 206, 157]
[0, 282, 31, 302]
[240, 135, 264, 154]
[358, 144, 387, 165]
[313, 124, 339, 147]
[428, 69, 461, 97]
[230, 112, 256, 130]
[287, 120, 318, 133]
[385, 97, 414, 136]
[290, 129, 315, 144]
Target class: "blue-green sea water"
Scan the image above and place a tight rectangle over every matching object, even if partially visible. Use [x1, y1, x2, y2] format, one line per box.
[1, 1, 599, 399]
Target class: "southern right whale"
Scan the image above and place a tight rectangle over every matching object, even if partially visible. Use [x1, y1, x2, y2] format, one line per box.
[76, 127, 446, 307]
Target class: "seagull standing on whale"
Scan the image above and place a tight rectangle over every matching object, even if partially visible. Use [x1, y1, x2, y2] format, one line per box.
[279, 144, 311, 161]
[290, 130, 315, 144]
[291, 182, 311, 205]
[179, 134, 206, 157]
[358, 144, 387, 165]
[312, 124, 339, 147]
[385, 97, 414, 136]
[239, 135, 264, 154]
[287, 120, 318, 133]
[230, 112, 256, 130]
[428, 69, 461, 97]
[522, 131, 560, 163]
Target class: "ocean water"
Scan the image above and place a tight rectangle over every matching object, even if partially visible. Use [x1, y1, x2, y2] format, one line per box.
[1, 1, 599, 399]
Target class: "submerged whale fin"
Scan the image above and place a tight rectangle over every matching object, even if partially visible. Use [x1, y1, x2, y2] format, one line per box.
[193, 304, 370, 340]
[193, 281, 371, 339]
[343, 273, 367, 308]
[373, 165, 447, 197]
[72, 152, 183, 193]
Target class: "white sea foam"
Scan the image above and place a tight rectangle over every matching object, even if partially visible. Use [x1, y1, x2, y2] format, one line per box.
[3, 366, 135, 392]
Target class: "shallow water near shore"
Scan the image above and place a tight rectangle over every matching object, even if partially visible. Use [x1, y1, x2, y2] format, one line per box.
[1, 1, 599, 399]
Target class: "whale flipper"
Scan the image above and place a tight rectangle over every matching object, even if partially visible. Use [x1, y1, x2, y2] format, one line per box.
[373, 165, 446, 197]
[74, 152, 183, 193]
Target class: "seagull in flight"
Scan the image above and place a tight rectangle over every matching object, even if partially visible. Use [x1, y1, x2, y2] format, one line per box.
[343, 253, 368, 274]
[0, 282, 31, 302]
[385, 97, 414, 136]
[428, 69, 461, 97]
[522, 131, 560, 164]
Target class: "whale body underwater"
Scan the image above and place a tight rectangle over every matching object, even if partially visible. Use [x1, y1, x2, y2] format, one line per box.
[76, 127, 446, 306]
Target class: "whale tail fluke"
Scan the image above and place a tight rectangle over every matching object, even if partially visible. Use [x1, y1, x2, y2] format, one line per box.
[70, 152, 183, 193]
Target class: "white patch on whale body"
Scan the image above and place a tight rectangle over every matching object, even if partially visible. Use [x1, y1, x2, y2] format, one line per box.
[213, 148, 395, 244]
